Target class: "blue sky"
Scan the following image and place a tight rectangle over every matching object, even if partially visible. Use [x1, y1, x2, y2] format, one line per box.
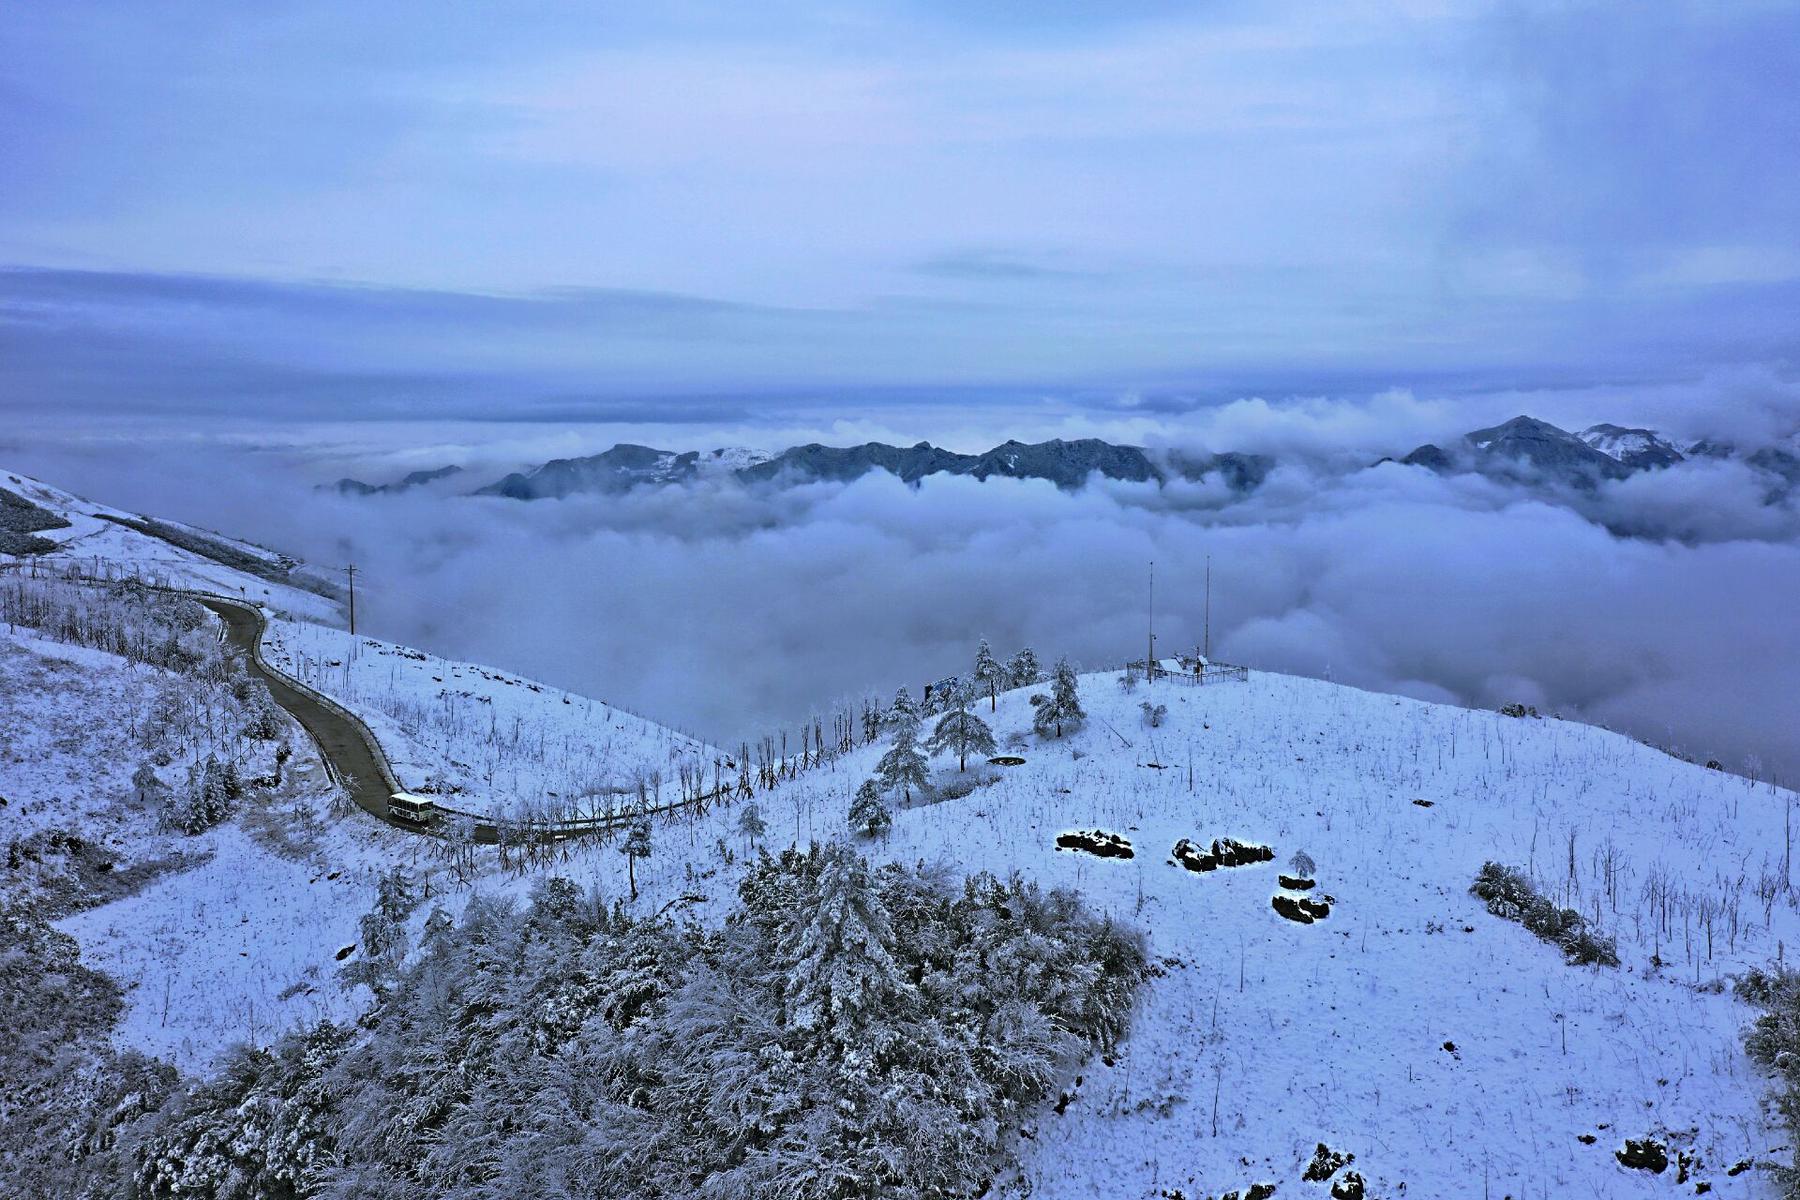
[2, 0, 1797, 420]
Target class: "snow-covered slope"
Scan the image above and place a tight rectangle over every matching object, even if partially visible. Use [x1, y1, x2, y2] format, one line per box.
[1579, 423, 1686, 470]
[258, 618, 713, 818]
[0, 468, 342, 622]
[52, 655, 1789, 1195]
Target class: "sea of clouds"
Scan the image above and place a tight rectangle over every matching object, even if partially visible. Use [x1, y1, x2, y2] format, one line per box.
[9, 382, 1800, 785]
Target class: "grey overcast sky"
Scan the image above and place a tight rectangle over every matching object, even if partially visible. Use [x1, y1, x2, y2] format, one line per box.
[2, 1, 1798, 418]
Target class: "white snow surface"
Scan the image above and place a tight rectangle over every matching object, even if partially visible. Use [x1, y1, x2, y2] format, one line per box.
[258, 617, 713, 817]
[43, 652, 1790, 1196]
[1, 468, 341, 622]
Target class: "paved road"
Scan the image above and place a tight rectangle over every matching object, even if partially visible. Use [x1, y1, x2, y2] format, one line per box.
[199, 596, 405, 830]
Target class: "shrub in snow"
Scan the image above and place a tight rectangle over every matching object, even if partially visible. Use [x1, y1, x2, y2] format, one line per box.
[1139, 700, 1167, 727]
[1471, 862, 1618, 967]
[1289, 849, 1317, 879]
[1119, 663, 1140, 693]
[242, 692, 284, 741]
[1736, 966, 1800, 1195]
[162, 754, 236, 835]
[1008, 646, 1042, 687]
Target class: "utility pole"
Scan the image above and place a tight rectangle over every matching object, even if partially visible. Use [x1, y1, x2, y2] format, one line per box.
[1146, 559, 1156, 684]
[346, 563, 357, 636]
[1204, 554, 1212, 660]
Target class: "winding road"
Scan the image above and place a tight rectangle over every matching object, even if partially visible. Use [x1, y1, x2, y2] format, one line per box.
[198, 593, 715, 845]
[199, 595, 409, 830]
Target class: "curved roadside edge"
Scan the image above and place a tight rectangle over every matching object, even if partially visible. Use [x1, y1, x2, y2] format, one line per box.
[196, 595, 407, 829]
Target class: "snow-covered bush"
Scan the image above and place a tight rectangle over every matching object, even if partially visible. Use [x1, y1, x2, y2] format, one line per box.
[1736, 966, 1800, 1196]
[1471, 862, 1618, 967]
[1139, 700, 1167, 727]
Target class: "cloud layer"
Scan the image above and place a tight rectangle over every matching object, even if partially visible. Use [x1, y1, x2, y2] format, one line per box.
[13, 415, 1799, 788]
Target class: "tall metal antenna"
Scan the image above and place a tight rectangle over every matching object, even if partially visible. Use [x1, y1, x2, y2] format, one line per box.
[346, 562, 357, 636]
[1204, 554, 1211, 660]
[1146, 559, 1156, 683]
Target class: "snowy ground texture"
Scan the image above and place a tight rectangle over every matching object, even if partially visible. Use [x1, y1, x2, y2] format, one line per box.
[4, 464, 1793, 1197]
[260, 617, 713, 818]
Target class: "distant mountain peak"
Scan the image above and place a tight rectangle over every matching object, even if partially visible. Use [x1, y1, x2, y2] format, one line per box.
[1578, 424, 1683, 471]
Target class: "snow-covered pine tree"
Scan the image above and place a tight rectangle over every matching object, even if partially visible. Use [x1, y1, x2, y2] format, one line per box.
[973, 638, 1007, 711]
[131, 761, 165, 809]
[849, 779, 891, 839]
[923, 675, 961, 716]
[1032, 657, 1087, 739]
[778, 844, 913, 1035]
[926, 686, 996, 771]
[1008, 646, 1042, 687]
[736, 801, 767, 848]
[344, 865, 420, 997]
[886, 685, 919, 732]
[620, 816, 653, 900]
[875, 697, 930, 803]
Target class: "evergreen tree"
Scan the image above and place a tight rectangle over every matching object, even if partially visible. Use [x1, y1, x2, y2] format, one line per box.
[344, 866, 420, 997]
[778, 845, 911, 1035]
[736, 801, 767, 848]
[923, 675, 961, 716]
[886, 685, 919, 732]
[1032, 657, 1087, 739]
[926, 687, 996, 771]
[131, 761, 165, 809]
[849, 779, 892, 839]
[620, 817, 653, 900]
[1008, 646, 1042, 688]
[875, 696, 929, 803]
[973, 637, 1007, 711]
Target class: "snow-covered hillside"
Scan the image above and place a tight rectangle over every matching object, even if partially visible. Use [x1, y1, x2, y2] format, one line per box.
[4, 467, 1793, 1197]
[1, 469, 341, 622]
[44, 652, 1792, 1195]
[259, 618, 713, 818]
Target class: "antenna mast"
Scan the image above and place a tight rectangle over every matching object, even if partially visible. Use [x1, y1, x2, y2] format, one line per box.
[1146, 559, 1156, 683]
[1204, 554, 1211, 660]
[346, 562, 357, 636]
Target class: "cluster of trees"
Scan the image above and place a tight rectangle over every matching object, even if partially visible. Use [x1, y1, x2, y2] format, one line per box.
[39, 845, 1146, 1200]
[157, 755, 245, 836]
[851, 644, 1085, 838]
[0, 577, 229, 681]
